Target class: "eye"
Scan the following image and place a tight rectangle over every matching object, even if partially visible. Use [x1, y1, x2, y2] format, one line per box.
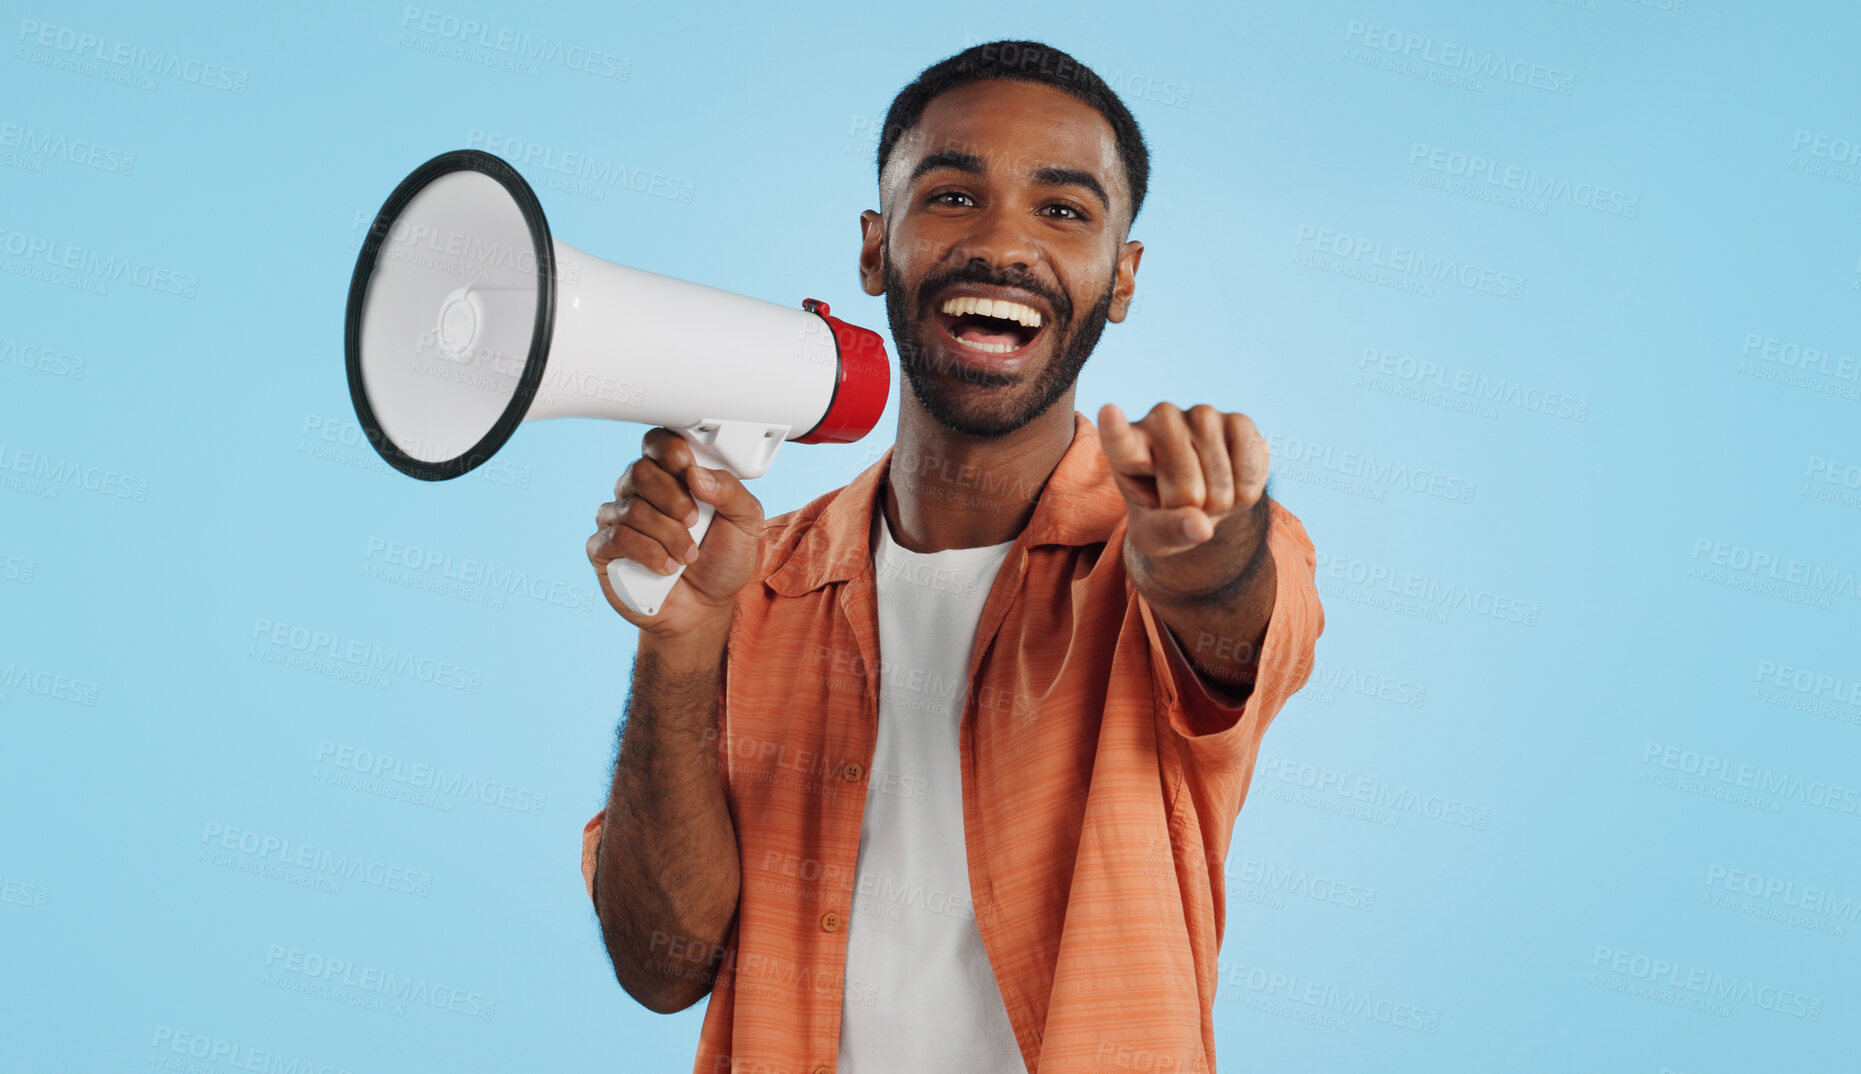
[928, 190, 975, 208]
[1041, 202, 1089, 221]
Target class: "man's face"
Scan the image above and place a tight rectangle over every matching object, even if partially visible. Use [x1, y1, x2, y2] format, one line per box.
[860, 79, 1143, 438]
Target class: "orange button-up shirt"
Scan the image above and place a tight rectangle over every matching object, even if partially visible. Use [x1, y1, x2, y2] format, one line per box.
[583, 411, 1325, 1074]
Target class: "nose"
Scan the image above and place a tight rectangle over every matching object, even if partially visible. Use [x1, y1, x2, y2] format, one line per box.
[953, 203, 1040, 275]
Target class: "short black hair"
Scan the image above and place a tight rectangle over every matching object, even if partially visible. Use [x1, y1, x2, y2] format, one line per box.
[876, 40, 1150, 229]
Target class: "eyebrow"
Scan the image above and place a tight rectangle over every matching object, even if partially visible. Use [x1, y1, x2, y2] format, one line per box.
[908, 149, 1112, 213]
[1032, 166, 1110, 212]
[908, 148, 985, 186]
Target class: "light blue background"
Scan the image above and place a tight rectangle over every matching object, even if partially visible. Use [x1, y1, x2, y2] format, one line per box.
[3, 1, 1857, 1070]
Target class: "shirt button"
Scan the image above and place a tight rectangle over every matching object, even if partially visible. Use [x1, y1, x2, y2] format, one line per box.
[842, 762, 863, 781]
[821, 911, 842, 932]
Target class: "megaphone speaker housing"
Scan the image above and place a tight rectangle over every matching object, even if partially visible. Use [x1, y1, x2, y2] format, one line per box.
[345, 149, 555, 481]
[343, 148, 890, 616]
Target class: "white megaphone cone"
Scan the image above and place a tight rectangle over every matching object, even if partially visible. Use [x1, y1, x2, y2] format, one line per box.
[344, 149, 889, 617]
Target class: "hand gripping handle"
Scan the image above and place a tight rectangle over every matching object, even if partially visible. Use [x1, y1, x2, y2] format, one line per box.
[606, 419, 787, 618]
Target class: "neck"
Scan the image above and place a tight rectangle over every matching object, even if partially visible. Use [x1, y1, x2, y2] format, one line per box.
[881, 388, 1078, 553]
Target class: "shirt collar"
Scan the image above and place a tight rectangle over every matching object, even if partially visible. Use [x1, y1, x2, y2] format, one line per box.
[767, 410, 1127, 596]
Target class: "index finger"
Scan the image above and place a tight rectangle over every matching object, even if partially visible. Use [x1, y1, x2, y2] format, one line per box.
[641, 427, 697, 477]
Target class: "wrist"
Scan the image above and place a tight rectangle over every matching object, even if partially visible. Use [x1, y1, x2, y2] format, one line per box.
[1132, 532, 1271, 607]
[1129, 497, 1272, 606]
[638, 616, 732, 675]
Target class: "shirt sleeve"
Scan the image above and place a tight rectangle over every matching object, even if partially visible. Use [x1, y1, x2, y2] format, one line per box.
[581, 809, 605, 904]
[1138, 498, 1325, 755]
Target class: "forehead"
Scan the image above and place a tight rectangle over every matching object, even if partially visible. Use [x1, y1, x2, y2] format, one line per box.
[888, 79, 1124, 196]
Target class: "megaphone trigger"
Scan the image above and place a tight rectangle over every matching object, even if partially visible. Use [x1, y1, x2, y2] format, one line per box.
[605, 419, 788, 618]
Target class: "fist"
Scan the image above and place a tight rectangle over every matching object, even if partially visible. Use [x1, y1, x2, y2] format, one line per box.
[587, 428, 765, 640]
[1096, 402, 1269, 559]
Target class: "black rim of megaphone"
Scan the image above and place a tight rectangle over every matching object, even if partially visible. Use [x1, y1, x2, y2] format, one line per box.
[344, 148, 556, 482]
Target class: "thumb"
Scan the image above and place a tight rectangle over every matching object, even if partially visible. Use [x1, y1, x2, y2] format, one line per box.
[688, 465, 764, 529]
[1130, 506, 1214, 558]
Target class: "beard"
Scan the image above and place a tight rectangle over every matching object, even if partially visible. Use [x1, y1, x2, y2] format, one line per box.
[883, 256, 1115, 439]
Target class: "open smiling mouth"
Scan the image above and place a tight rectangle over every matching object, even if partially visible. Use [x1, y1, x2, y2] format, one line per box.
[934, 296, 1047, 357]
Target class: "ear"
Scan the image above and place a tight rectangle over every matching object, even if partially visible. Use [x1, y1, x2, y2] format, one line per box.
[859, 209, 886, 297]
[1107, 239, 1144, 323]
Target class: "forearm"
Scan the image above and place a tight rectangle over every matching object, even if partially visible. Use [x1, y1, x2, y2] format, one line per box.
[595, 626, 742, 1013]
[1128, 495, 1277, 696]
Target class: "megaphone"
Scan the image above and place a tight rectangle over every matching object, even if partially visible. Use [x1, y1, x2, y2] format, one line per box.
[343, 149, 890, 617]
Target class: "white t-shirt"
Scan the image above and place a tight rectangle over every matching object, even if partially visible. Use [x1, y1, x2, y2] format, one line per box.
[836, 508, 1027, 1074]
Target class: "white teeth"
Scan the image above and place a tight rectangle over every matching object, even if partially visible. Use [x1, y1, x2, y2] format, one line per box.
[939, 295, 1042, 328]
[953, 337, 1017, 354]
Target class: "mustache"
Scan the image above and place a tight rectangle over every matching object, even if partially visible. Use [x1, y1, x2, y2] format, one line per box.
[913, 263, 1072, 329]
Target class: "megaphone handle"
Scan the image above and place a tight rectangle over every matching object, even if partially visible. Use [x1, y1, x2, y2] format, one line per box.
[605, 432, 736, 619]
[607, 500, 715, 619]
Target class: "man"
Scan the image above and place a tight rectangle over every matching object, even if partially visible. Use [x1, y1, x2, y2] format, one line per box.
[580, 40, 1324, 1074]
